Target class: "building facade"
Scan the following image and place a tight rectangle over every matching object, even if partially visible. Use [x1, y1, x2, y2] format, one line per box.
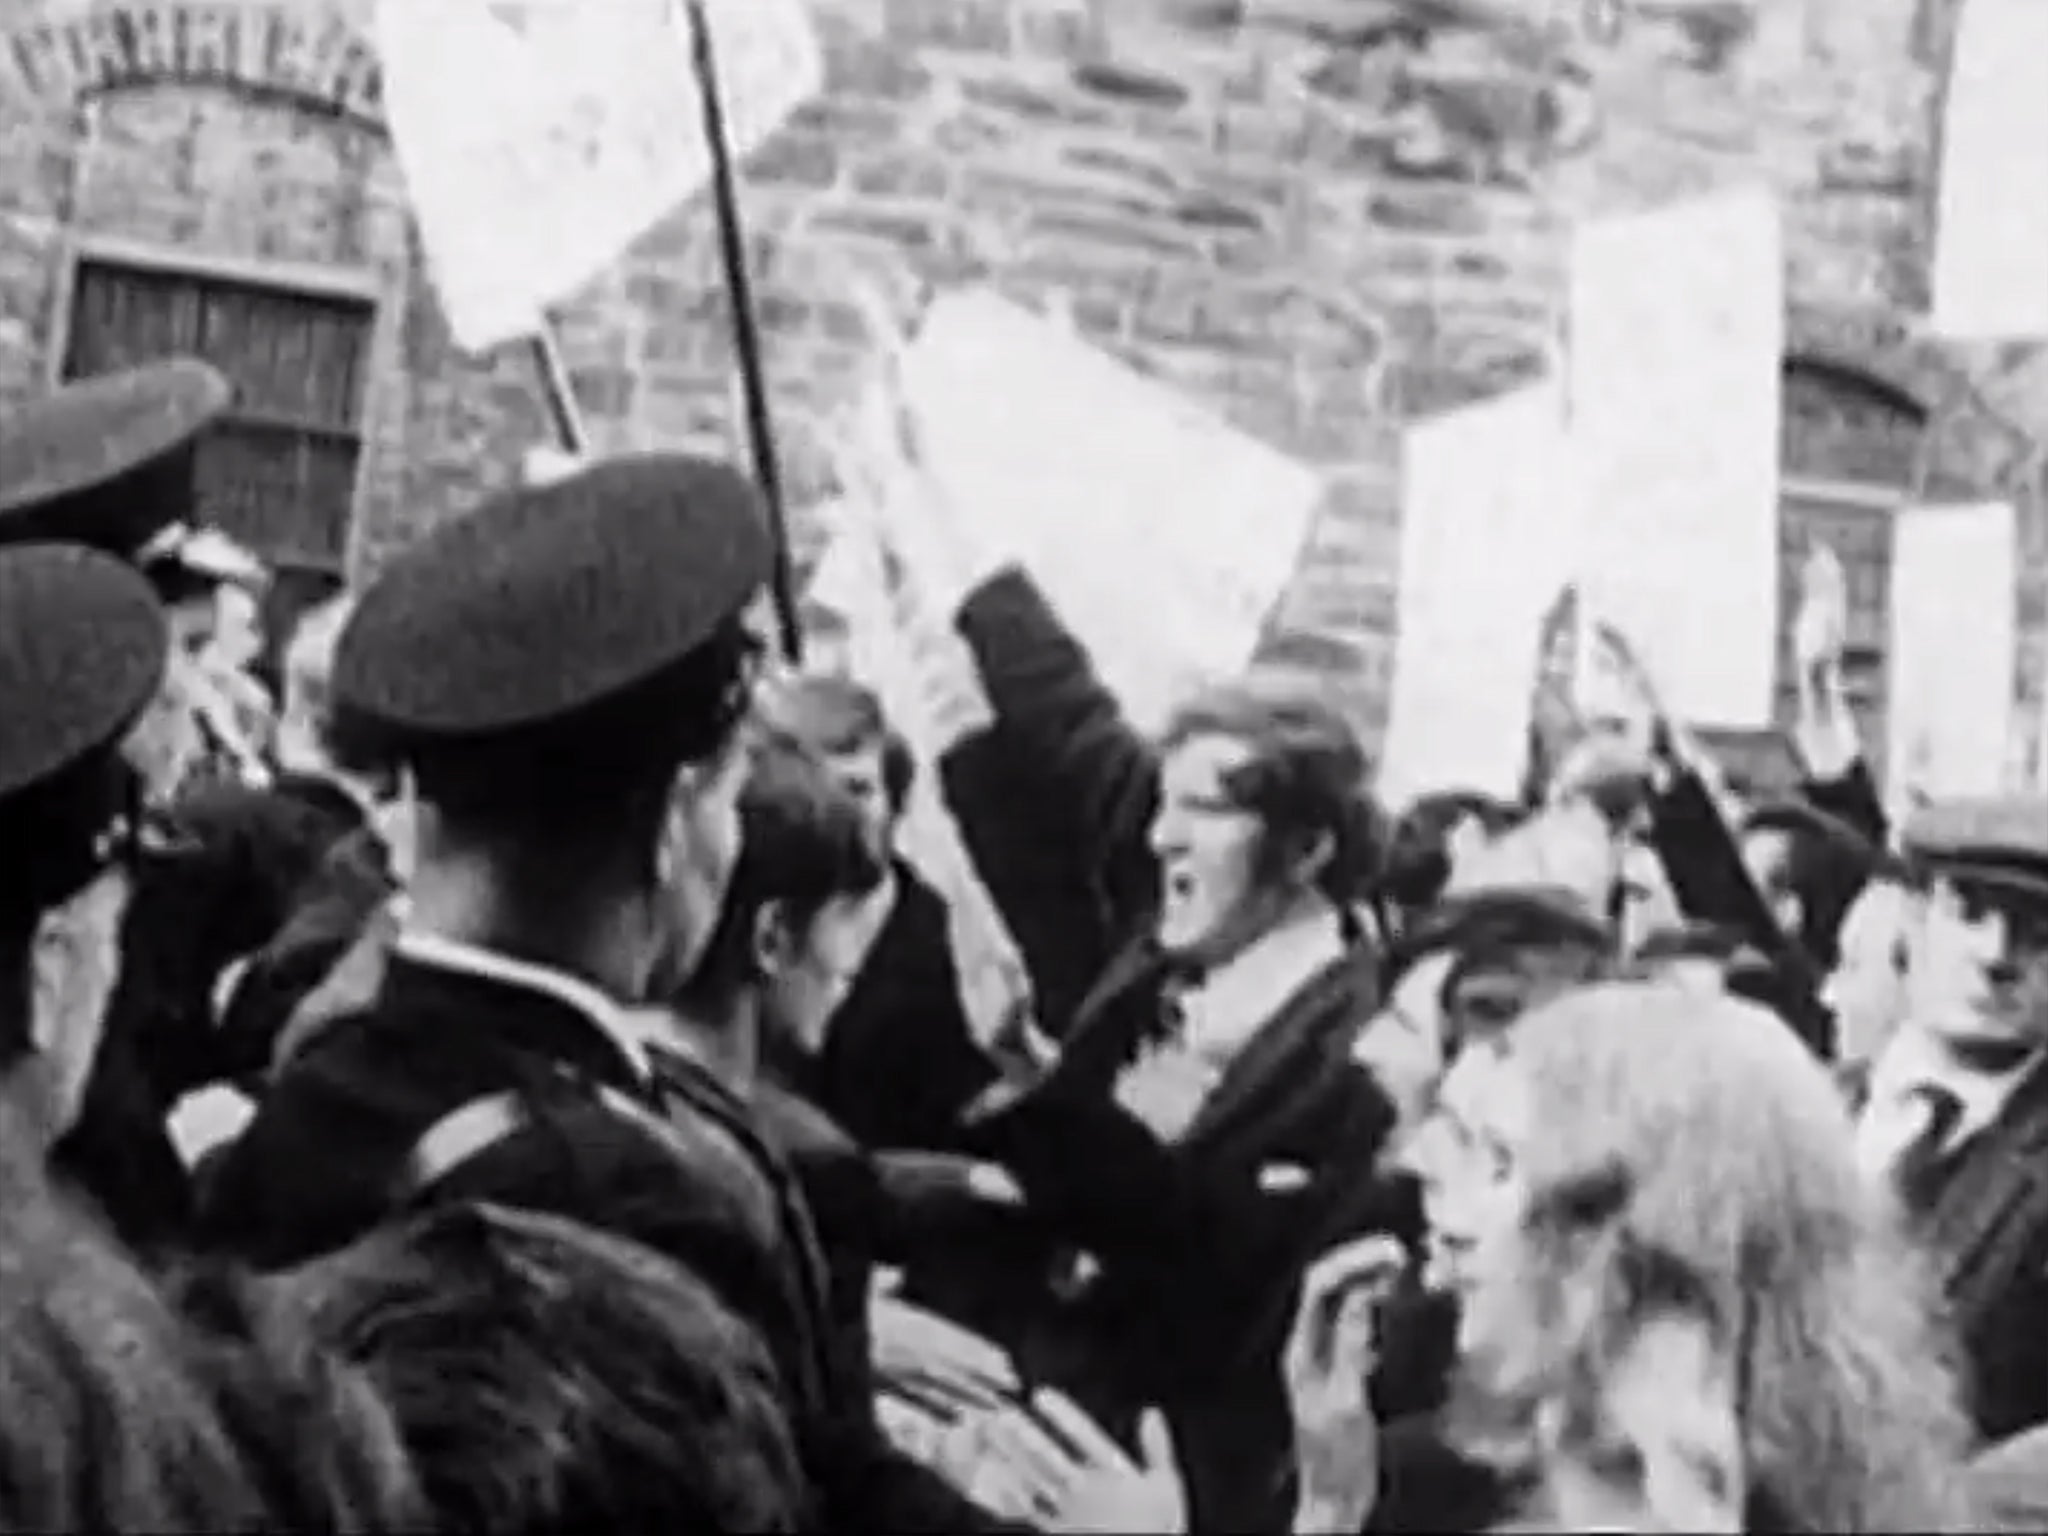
[0, 0, 2040, 778]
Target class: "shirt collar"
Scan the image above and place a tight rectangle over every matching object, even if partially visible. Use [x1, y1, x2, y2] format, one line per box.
[1867, 1026, 2041, 1152]
[392, 930, 654, 1084]
[1177, 904, 1349, 1058]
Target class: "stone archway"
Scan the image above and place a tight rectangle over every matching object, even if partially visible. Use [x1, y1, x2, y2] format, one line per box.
[0, 2, 384, 132]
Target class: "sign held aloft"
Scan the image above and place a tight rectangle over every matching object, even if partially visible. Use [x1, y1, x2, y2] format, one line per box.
[1379, 380, 1576, 806]
[374, 0, 823, 353]
[1565, 184, 1784, 729]
[898, 291, 1324, 734]
[1889, 501, 2017, 807]
[1929, 0, 2048, 338]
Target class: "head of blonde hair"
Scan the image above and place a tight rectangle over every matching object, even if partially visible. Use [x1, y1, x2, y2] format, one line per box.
[1489, 1298, 1745, 1534]
[1452, 982, 1974, 1533]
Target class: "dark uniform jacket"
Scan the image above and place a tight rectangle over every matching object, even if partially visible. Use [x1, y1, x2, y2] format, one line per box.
[918, 568, 1400, 1532]
[194, 947, 1011, 1531]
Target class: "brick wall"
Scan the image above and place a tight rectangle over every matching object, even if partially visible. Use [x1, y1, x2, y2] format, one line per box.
[0, 0, 2041, 763]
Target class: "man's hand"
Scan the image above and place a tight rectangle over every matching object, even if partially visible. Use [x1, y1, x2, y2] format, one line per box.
[1792, 540, 1849, 680]
[983, 1393, 1189, 1534]
[1283, 1235, 1408, 1532]
[1791, 540, 1861, 780]
[521, 445, 588, 486]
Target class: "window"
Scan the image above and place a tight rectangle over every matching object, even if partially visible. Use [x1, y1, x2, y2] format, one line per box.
[60, 253, 375, 575]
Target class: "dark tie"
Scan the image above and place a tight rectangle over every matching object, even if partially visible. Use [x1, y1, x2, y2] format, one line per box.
[1892, 1083, 1963, 1212]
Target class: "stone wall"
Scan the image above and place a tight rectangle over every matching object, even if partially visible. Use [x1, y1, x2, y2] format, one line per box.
[0, 0, 2041, 764]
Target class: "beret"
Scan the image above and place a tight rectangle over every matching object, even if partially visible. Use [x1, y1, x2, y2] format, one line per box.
[0, 359, 232, 558]
[0, 543, 167, 802]
[335, 453, 771, 737]
[1902, 795, 2048, 906]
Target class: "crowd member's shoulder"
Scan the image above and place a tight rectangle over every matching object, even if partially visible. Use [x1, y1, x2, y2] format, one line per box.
[1971, 1423, 2048, 1532]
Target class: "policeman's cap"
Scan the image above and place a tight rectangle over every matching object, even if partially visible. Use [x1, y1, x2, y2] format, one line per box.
[335, 453, 771, 771]
[0, 544, 167, 917]
[0, 359, 232, 561]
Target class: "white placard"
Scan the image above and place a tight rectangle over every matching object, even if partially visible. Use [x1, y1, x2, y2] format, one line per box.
[374, 0, 823, 352]
[1889, 501, 2016, 802]
[901, 291, 1323, 733]
[1566, 185, 1784, 727]
[1930, 0, 2048, 338]
[1380, 380, 1577, 805]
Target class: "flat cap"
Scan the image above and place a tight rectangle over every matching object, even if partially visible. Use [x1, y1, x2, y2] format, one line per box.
[0, 359, 232, 558]
[335, 453, 771, 738]
[0, 544, 166, 801]
[1903, 795, 2048, 906]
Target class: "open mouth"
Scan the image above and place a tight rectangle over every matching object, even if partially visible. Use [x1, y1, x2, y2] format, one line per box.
[1163, 868, 1197, 903]
[1424, 1229, 1474, 1286]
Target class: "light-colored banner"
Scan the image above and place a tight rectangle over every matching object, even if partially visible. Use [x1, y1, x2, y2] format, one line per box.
[900, 290, 1323, 734]
[375, 0, 822, 352]
[1889, 501, 2017, 805]
[1380, 380, 1577, 806]
[1930, 0, 2048, 338]
[1566, 184, 1784, 727]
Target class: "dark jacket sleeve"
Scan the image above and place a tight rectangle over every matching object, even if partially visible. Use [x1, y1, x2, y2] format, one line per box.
[745, 1087, 1028, 1532]
[1803, 757, 1887, 851]
[1649, 768, 1831, 1055]
[971, 1014, 1400, 1288]
[949, 568, 1162, 956]
[812, 872, 996, 1153]
[940, 725, 1121, 1043]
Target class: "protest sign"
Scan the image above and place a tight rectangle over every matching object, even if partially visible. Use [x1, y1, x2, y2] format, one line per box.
[1380, 380, 1577, 806]
[1566, 185, 1783, 727]
[1930, 0, 2048, 337]
[900, 291, 1323, 734]
[374, 0, 822, 352]
[1889, 501, 2017, 804]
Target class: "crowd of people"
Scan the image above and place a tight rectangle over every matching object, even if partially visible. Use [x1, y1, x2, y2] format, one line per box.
[0, 345, 2045, 1533]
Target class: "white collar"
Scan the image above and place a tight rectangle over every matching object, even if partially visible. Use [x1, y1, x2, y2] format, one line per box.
[842, 867, 900, 972]
[1863, 1025, 2040, 1153]
[393, 930, 653, 1083]
[1177, 905, 1349, 1058]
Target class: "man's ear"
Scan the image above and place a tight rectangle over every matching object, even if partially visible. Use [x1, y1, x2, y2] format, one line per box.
[751, 900, 795, 978]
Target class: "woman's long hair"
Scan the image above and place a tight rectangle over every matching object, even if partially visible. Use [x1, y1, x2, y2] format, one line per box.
[1450, 982, 1976, 1532]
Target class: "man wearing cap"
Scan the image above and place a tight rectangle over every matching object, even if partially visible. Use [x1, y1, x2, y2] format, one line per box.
[193, 448, 773, 1244]
[0, 358, 376, 1249]
[0, 545, 175, 1209]
[193, 453, 1037, 1530]
[1855, 795, 2048, 1442]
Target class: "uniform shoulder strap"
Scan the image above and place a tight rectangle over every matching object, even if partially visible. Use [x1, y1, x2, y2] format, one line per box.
[385, 1090, 535, 1211]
